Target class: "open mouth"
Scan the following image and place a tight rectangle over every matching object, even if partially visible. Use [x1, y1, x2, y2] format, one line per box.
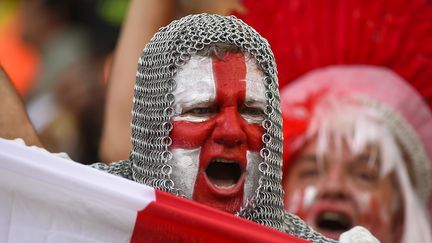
[205, 159, 242, 190]
[315, 211, 352, 233]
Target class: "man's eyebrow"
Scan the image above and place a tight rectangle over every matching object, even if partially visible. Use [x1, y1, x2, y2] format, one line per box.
[354, 153, 378, 162]
[176, 92, 214, 103]
[351, 153, 381, 168]
[356, 154, 371, 161]
[297, 154, 318, 163]
[180, 99, 214, 109]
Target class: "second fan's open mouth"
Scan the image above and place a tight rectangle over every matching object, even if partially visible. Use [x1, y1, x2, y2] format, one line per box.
[315, 211, 353, 232]
[205, 159, 242, 190]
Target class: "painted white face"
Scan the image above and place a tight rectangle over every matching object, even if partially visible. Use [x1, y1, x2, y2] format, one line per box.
[168, 53, 266, 213]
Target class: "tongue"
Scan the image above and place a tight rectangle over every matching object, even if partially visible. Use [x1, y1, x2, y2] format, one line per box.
[206, 162, 241, 188]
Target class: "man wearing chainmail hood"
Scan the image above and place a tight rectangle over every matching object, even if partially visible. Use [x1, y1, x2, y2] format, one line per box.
[90, 14, 378, 242]
[92, 12, 287, 228]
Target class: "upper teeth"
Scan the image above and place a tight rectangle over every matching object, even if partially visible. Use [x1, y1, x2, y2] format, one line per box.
[319, 211, 351, 228]
[322, 212, 343, 221]
[213, 158, 236, 163]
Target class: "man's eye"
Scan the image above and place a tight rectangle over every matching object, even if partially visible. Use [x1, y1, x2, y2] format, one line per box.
[350, 168, 379, 184]
[299, 168, 320, 179]
[355, 171, 378, 182]
[184, 107, 216, 116]
[243, 107, 264, 116]
[239, 106, 265, 123]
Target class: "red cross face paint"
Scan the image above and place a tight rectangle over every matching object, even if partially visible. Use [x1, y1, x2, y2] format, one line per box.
[169, 52, 266, 213]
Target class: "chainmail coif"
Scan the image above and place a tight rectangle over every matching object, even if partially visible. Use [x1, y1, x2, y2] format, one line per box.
[91, 13, 336, 242]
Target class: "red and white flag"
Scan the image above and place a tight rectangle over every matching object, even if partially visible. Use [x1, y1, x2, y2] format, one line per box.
[0, 138, 308, 243]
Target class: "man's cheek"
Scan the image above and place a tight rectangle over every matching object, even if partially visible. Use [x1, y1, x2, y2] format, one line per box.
[170, 120, 214, 149]
[353, 191, 372, 215]
[169, 148, 201, 199]
[356, 192, 391, 229]
[285, 186, 318, 218]
[245, 124, 264, 151]
[244, 151, 261, 204]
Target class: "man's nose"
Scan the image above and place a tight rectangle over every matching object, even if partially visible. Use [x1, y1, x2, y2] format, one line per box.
[317, 165, 349, 200]
[212, 107, 246, 147]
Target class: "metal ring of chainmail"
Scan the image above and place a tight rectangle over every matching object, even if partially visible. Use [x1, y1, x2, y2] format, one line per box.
[91, 14, 336, 242]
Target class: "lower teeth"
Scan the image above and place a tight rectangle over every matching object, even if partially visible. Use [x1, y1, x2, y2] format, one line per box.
[214, 184, 236, 189]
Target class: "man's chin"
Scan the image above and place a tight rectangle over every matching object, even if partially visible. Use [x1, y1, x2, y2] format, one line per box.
[198, 197, 244, 214]
[317, 229, 344, 240]
[192, 173, 245, 214]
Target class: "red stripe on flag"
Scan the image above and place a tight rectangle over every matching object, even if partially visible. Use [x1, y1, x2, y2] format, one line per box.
[131, 190, 310, 243]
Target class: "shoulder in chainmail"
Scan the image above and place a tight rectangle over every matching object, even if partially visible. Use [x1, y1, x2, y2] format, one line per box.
[89, 160, 133, 180]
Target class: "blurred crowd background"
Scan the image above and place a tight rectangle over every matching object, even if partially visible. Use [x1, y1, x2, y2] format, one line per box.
[0, 0, 129, 163]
